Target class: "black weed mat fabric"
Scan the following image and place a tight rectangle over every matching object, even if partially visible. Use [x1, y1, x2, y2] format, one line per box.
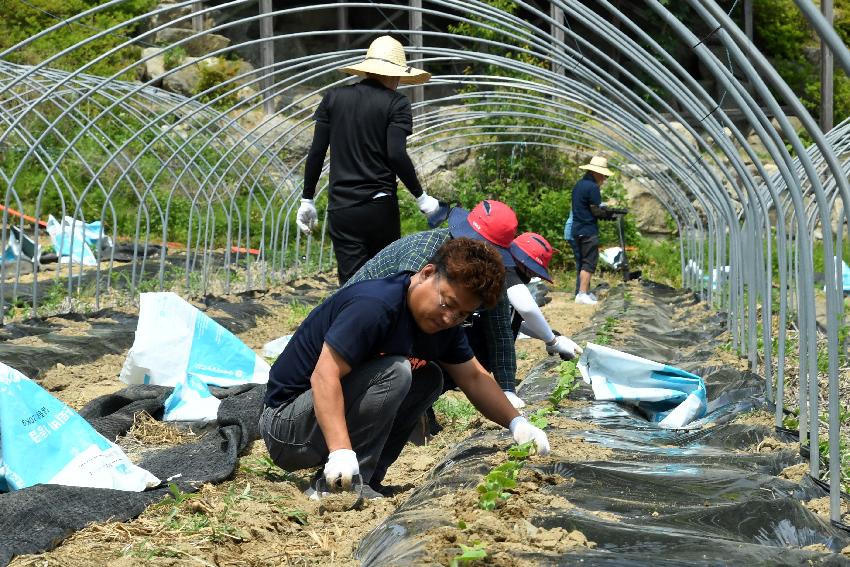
[0, 275, 339, 566]
[0, 280, 334, 380]
[356, 281, 850, 566]
[0, 382, 266, 567]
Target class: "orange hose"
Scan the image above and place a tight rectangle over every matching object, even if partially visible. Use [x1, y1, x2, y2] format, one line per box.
[0, 204, 48, 228]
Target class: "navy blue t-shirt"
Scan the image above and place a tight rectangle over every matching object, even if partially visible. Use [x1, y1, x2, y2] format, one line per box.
[571, 172, 602, 238]
[264, 272, 474, 408]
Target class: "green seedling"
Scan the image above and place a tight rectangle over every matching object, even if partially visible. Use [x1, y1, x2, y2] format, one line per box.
[449, 542, 487, 566]
[477, 444, 533, 510]
[528, 407, 552, 429]
[506, 441, 535, 460]
[595, 316, 617, 345]
[433, 395, 477, 430]
[549, 360, 579, 408]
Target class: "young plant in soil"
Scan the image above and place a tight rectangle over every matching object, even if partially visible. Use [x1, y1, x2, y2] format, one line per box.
[449, 542, 487, 566]
[477, 442, 533, 510]
[595, 316, 618, 345]
[529, 359, 580, 429]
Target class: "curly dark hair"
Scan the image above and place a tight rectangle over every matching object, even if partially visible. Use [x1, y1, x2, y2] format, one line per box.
[430, 237, 505, 309]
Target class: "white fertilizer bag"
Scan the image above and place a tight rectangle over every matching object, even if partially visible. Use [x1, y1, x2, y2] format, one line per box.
[577, 343, 707, 428]
[120, 292, 270, 387]
[0, 362, 159, 492]
[163, 374, 221, 422]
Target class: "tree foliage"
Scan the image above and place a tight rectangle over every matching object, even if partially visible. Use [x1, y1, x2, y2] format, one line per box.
[0, 0, 155, 79]
[753, 0, 850, 125]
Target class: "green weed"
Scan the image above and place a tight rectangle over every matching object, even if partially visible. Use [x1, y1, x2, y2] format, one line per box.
[239, 455, 296, 482]
[162, 45, 186, 71]
[123, 541, 180, 559]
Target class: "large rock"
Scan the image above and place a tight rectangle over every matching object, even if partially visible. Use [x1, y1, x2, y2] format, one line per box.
[155, 28, 231, 57]
[623, 177, 676, 235]
[161, 56, 201, 96]
[140, 47, 166, 86]
[649, 121, 699, 153]
[159, 56, 256, 98]
[146, 2, 194, 31]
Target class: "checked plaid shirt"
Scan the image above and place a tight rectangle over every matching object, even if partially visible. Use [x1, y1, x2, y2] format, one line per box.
[345, 228, 517, 392]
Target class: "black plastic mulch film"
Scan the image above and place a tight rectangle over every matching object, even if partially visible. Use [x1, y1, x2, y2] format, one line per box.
[356, 281, 850, 566]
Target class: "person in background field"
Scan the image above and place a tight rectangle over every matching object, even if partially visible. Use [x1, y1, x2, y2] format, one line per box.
[506, 232, 582, 360]
[259, 238, 550, 498]
[296, 35, 440, 284]
[570, 155, 615, 305]
[563, 212, 581, 297]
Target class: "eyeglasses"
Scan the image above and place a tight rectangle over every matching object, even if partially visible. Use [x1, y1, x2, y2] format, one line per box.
[434, 273, 473, 324]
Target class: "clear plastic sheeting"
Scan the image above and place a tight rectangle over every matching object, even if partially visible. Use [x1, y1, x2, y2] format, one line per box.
[355, 282, 850, 565]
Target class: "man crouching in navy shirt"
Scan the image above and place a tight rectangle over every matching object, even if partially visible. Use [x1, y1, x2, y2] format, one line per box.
[259, 237, 550, 499]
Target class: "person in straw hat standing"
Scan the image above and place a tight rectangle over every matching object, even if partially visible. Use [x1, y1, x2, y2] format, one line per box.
[570, 155, 615, 305]
[297, 35, 441, 284]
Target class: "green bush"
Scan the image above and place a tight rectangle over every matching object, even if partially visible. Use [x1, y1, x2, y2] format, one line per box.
[0, 0, 156, 80]
[163, 45, 186, 71]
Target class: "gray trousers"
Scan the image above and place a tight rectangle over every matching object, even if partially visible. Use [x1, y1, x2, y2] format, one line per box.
[259, 355, 443, 484]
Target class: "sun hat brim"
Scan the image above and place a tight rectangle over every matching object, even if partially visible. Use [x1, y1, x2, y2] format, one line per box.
[578, 164, 614, 177]
[339, 60, 431, 85]
[448, 207, 516, 268]
[510, 243, 553, 282]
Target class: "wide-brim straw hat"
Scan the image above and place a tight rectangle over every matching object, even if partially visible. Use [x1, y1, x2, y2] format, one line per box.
[578, 155, 614, 177]
[339, 35, 431, 85]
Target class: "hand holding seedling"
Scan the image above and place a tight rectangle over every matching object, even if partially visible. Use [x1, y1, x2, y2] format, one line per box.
[509, 416, 550, 455]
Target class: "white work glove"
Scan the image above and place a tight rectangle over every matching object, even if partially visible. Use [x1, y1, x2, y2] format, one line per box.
[509, 416, 550, 456]
[503, 390, 526, 409]
[296, 198, 318, 235]
[415, 192, 440, 215]
[546, 335, 583, 360]
[323, 448, 359, 490]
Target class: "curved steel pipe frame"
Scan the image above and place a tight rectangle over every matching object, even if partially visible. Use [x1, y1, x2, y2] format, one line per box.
[0, 0, 848, 522]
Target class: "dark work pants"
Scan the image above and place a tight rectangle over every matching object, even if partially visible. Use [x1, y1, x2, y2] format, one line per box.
[328, 197, 401, 284]
[567, 238, 581, 295]
[259, 356, 442, 484]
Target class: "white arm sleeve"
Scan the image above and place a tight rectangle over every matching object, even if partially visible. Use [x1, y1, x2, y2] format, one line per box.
[507, 283, 555, 343]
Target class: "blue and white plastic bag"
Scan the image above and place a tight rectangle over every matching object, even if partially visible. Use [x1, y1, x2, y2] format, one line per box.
[0, 362, 159, 491]
[120, 292, 270, 387]
[45, 215, 98, 267]
[163, 374, 221, 422]
[577, 343, 707, 428]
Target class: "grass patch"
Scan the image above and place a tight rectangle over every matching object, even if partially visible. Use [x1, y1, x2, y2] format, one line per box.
[433, 395, 477, 431]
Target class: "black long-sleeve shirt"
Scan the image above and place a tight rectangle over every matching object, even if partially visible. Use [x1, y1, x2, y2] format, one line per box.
[302, 79, 423, 209]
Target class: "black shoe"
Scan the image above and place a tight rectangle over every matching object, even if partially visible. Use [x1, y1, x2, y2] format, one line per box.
[368, 481, 413, 497]
[359, 484, 385, 500]
[426, 407, 443, 436]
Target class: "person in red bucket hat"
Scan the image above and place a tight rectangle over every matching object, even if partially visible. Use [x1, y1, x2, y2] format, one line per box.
[447, 199, 518, 267]
[508, 232, 583, 362]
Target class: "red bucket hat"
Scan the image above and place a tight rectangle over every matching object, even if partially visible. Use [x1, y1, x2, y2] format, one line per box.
[448, 200, 518, 266]
[511, 232, 555, 282]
